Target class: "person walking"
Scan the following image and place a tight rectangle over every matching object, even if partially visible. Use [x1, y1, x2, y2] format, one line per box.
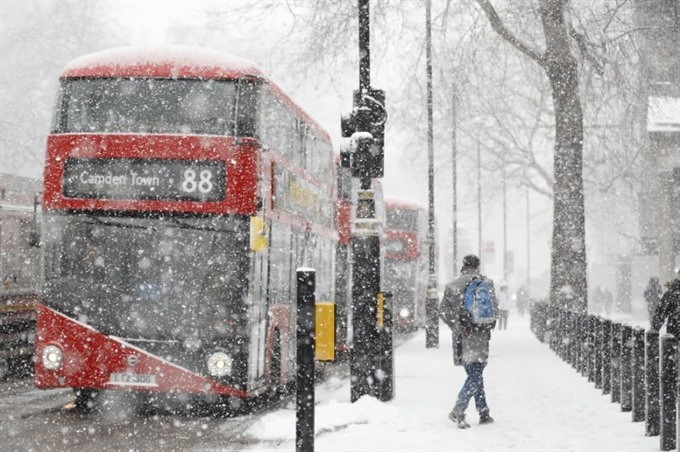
[644, 277, 662, 324]
[602, 286, 614, 315]
[497, 282, 510, 330]
[516, 284, 528, 317]
[651, 271, 680, 337]
[439, 254, 498, 429]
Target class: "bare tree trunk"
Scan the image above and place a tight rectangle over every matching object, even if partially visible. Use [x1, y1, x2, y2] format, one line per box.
[540, 0, 587, 312]
[476, 0, 588, 311]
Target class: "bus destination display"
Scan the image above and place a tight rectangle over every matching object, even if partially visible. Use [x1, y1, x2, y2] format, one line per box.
[62, 158, 226, 201]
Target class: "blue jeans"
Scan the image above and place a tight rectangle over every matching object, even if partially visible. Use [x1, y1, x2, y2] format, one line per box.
[453, 362, 489, 415]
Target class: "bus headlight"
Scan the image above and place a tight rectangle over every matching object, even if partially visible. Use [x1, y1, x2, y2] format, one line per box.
[399, 308, 410, 319]
[207, 351, 233, 377]
[42, 345, 63, 370]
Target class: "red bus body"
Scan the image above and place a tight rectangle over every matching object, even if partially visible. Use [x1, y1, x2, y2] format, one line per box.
[35, 46, 337, 402]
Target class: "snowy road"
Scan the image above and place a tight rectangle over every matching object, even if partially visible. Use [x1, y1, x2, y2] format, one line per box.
[0, 378, 285, 451]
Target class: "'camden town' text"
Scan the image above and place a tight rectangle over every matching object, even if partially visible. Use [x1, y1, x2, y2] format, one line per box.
[79, 171, 161, 187]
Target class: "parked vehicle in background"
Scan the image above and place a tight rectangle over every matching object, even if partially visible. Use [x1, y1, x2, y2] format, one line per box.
[0, 173, 42, 378]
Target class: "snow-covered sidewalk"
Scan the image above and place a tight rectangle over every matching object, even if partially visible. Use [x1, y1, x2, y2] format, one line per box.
[241, 316, 660, 451]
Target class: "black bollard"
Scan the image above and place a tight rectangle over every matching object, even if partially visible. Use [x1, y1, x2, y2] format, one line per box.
[553, 305, 561, 353]
[562, 310, 570, 364]
[620, 325, 633, 412]
[555, 309, 569, 362]
[587, 315, 596, 383]
[567, 311, 575, 364]
[531, 302, 542, 341]
[375, 292, 394, 402]
[631, 327, 645, 422]
[571, 311, 578, 366]
[425, 289, 439, 348]
[559, 309, 567, 361]
[602, 319, 612, 395]
[611, 323, 622, 404]
[577, 314, 586, 375]
[582, 314, 590, 378]
[296, 269, 316, 452]
[579, 314, 587, 374]
[570, 311, 578, 369]
[594, 318, 603, 389]
[646, 330, 660, 436]
[548, 305, 557, 352]
[659, 334, 677, 451]
[538, 302, 547, 342]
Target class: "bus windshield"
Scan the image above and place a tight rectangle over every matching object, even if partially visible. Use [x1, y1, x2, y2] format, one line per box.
[42, 212, 249, 342]
[54, 78, 245, 136]
[384, 260, 416, 304]
[386, 208, 418, 231]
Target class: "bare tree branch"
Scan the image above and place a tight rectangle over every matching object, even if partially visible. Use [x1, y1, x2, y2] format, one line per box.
[569, 24, 604, 76]
[474, 0, 547, 67]
[602, 0, 630, 33]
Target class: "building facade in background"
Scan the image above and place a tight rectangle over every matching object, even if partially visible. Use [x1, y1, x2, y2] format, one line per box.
[626, 0, 680, 314]
[0, 173, 42, 292]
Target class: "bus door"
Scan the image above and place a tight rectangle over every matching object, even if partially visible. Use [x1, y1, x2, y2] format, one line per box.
[247, 216, 270, 390]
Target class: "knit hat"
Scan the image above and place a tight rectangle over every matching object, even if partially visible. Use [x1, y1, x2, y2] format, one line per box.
[462, 254, 480, 269]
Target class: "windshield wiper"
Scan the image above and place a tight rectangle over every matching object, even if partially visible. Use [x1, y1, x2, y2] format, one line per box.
[164, 217, 225, 232]
[81, 215, 149, 230]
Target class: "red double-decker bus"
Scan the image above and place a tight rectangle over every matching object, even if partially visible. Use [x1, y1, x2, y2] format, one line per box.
[383, 200, 428, 332]
[35, 46, 338, 410]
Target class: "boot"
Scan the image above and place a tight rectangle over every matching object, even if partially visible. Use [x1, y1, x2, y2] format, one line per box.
[448, 411, 470, 429]
[479, 411, 494, 424]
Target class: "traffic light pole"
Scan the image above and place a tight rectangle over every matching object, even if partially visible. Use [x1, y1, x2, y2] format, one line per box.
[345, 0, 392, 402]
[424, 0, 439, 348]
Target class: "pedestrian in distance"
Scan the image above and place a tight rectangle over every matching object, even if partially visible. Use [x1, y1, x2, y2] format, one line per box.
[644, 276, 662, 324]
[651, 270, 680, 337]
[439, 254, 498, 429]
[516, 284, 528, 317]
[602, 286, 614, 315]
[497, 282, 510, 330]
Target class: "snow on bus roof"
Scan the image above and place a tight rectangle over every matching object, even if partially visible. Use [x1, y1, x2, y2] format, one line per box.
[62, 45, 263, 79]
[386, 198, 427, 212]
[62, 45, 330, 142]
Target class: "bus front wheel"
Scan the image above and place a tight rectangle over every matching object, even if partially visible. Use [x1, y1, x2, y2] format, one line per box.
[73, 388, 99, 412]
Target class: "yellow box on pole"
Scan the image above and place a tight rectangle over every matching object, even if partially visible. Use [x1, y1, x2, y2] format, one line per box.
[315, 302, 335, 361]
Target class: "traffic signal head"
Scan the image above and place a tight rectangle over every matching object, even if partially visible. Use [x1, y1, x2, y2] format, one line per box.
[340, 88, 386, 179]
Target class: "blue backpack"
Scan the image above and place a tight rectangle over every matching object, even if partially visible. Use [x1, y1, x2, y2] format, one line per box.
[464, 278, 496, 325]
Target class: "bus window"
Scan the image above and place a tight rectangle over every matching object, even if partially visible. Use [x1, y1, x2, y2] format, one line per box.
[236, 80, 259, 137]
[57, 78, 238, 136]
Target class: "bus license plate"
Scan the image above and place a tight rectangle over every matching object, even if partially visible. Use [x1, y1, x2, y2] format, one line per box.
[108, 372, 157, 387]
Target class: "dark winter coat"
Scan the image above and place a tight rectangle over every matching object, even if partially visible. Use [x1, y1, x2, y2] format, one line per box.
[439, 267, 498, 364]
[652, 276, 680, 338]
